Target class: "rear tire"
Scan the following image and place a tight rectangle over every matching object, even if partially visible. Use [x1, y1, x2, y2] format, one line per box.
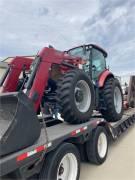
[39, 143, 80, 180]
[130, 100, 135, 108]
[57, 69, 95, 124]
[100, 78, 123, 122]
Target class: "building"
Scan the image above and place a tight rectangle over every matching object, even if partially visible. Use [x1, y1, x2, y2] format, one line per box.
[0, 61, 8, 78]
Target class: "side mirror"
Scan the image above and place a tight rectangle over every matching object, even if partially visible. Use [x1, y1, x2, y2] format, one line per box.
[92, 65, 96, 71]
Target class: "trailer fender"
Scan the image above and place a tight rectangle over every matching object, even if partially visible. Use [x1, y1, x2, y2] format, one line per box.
[94, 120, 114, 140]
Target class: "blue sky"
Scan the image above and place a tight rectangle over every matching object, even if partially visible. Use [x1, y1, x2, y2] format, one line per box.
[0, 0, 135, 75]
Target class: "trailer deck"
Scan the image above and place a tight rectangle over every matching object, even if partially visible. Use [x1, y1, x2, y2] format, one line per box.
[0, 108, 135, 177]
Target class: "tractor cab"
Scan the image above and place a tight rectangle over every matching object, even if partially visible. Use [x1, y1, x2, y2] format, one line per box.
[67, 44, 108, 81]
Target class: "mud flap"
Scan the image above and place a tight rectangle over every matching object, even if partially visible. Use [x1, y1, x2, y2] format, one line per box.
[0, 92, 41, 156]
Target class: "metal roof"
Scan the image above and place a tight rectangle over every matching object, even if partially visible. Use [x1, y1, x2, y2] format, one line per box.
[0, 61, 8, 68]
[67, 44, 108, 58]
[2, 56, 35, 63]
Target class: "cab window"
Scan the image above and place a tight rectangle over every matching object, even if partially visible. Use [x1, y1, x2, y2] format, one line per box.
[92, 48, 106, 79]
[68, 47, 90, 74]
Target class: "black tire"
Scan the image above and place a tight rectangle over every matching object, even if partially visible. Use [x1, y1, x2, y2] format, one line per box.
[100, 78, 124, 122]
[57, 69, 95, 124]
[85, 126, 108, 165]
[39, 143, 80, 180]
[130, 100, 135, 108]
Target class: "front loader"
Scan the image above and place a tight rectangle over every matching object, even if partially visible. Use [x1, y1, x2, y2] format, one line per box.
[0, 44, 124, 157]
[0, 47, 94, 156]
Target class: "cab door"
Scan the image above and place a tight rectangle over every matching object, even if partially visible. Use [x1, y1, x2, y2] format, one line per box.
[91, 48, 106, 81]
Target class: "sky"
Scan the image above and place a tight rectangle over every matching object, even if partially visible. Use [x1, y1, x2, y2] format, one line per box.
[0, 0, 135, 76]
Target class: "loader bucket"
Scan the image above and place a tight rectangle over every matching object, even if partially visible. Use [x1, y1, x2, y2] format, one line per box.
[0, 92, 41, 156]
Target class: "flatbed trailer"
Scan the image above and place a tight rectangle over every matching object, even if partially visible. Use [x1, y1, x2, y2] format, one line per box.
[0, 108, 135, 179]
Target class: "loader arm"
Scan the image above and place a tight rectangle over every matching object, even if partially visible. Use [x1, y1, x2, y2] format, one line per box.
[0, 47, 84, 156]
[0, 57, 33, 93]
[25, 47, 82, 111]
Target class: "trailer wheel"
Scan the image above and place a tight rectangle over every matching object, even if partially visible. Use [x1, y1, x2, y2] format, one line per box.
[39, 143, 80, 180]
[85, 126, 108, 165]
[57, 69, 94, 124]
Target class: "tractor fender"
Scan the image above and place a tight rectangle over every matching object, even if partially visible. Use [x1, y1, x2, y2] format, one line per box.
[98, 70, 114, 88]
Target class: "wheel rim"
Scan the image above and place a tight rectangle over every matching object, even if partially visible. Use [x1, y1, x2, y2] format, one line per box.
[97, 132, 107, 158]
[114, 86, 122, 114]
[74, 80, 91, 113]
[57, 153, 78, 180]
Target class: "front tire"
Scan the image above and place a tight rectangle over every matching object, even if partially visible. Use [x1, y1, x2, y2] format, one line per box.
[39, 143, 80, 180]
[57, 69, 95, 124]
[100, 78, 123, 122]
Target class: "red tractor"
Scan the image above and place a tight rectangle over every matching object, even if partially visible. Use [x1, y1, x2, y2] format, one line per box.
[0, 44, 124, 123]
[0, 45, 124, 156]
[67, 44, 124, 122]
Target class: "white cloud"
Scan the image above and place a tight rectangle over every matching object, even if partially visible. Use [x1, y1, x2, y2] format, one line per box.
[82, 0, 135, 75]
[0, 0, 100, 55]
[0, 0, 135, 76]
